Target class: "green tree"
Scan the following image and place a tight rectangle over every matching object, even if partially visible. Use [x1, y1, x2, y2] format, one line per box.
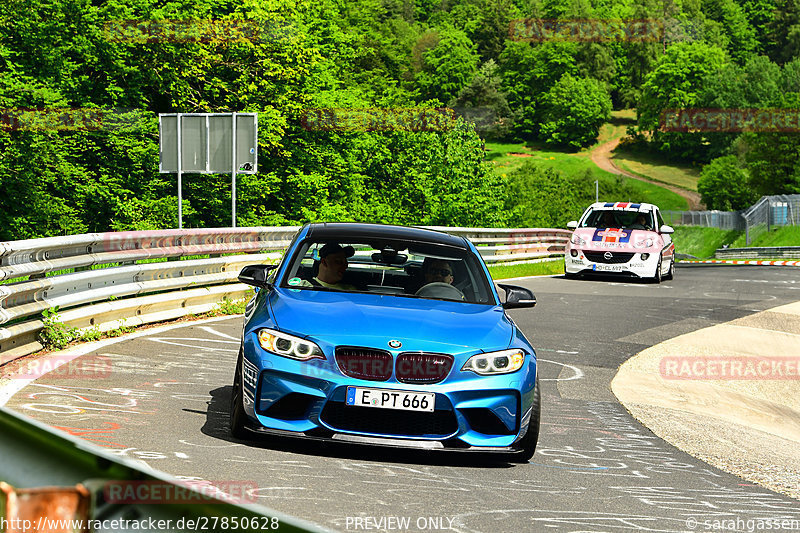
[638, 42, 729, 161]
[450, 60, 512, 139]
[743, 132, 800, 195]
[499, 41, 577, 139]
[539, 74, 612, 149]
[697, 155, 757, 210]
[701, 0, 759, 63]
[414, 26, 480, 104]
[504, 161, 641, 228]
[767, 0, 800, 63]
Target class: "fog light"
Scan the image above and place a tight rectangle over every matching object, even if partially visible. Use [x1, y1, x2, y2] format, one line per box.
[570, 249, 578, 257]
[641, 253, 650, 260]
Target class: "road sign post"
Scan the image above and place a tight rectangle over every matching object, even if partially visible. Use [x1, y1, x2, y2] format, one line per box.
[159, 113, 257, 228]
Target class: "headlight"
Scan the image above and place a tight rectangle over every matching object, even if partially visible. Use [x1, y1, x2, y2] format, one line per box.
[570, 235, 587, 246]
[462, 349, 526, 375]
[634, 238, 654, 248]
[257, 328, 324, 361]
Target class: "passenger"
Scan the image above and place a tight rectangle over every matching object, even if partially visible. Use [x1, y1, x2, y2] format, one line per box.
[302, 243, 359, 290]
[629, 214, 650, 230]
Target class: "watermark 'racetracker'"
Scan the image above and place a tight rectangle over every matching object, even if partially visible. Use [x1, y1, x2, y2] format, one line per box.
[660, 108, 800, 133]
[660, 356, 800, 380]
[508, 17, 703, 43]
[509, 18, 663, 42]
[1, 354, 112, 380]
[0, 107, 142, 132]
[102, 19, 264, 44]
[299, 107, 457, 133]
[102, 480, 257, 505]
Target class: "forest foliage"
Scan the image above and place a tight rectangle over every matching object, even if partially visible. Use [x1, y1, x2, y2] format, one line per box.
[1, 0, 799, 239]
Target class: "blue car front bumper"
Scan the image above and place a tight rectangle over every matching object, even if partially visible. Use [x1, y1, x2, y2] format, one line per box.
[239, 336, 538, 452]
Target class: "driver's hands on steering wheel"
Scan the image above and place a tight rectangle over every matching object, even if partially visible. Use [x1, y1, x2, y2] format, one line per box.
[415, 282, 465, 300]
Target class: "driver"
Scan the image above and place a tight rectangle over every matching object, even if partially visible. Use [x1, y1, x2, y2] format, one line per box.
[423, 259, 454, 285]
[598, 211, 618, 228]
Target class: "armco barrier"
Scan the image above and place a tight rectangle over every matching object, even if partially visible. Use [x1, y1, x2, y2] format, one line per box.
[425, 226, 570, 263]
[0, 406, 325, 532]
[715, 246, 800, 260]
[0, 227, 299, 361]
[0, 226, 570, 362]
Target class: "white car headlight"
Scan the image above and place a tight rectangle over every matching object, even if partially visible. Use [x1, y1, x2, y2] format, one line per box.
[570, 235, 587, 246]
[462, 349, 526, 375]
[257, 328, 324, 361]
[634, 238, 654, 248]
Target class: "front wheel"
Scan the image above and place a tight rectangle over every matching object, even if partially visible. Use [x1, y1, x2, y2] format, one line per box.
[663, 258, 674, 280]
[230, 347, 249, 439]
[651, 257, 662, 284]
[507, 376, 541, 463]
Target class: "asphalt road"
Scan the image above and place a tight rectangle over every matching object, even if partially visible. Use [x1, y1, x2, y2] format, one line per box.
[5, 265, 800, 532]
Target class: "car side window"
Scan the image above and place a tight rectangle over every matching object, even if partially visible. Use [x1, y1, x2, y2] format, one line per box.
[656, 210, 665, 229]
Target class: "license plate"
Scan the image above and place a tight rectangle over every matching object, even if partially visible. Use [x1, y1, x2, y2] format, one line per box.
[594, 264, 624, 271]
[346, 387, 435, 412]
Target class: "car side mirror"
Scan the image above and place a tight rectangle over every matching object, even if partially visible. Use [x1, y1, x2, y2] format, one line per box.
[567, 221, 578, 230]
[659, 224, 675, 234]
[497, 283, 537, 309]
[238, 264, 277, 288]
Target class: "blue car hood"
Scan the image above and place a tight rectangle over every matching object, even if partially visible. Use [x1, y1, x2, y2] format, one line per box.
[268, 288, 514, 353]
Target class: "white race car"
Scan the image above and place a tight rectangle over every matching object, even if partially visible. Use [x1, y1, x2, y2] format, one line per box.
[564, 202, 675, 283]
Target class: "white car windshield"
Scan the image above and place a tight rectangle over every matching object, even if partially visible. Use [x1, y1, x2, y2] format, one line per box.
[581, 209, 654, 230]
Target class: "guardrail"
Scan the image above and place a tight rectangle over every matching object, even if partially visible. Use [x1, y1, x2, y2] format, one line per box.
[0, 406, 324, 532]
[714, 246, 800, 259]
[0, 226, 570, 362]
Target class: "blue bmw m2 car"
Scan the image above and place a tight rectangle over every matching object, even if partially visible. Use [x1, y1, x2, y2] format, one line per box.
[231, 223, 540, 461]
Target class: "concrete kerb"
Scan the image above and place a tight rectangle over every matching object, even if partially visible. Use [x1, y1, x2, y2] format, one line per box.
[679, 259, 800, 267]
[611, 300, 800, 501]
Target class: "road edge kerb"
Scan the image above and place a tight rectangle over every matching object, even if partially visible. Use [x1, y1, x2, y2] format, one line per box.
[680, 260, 800, 266]
[611, 301, 800, 501]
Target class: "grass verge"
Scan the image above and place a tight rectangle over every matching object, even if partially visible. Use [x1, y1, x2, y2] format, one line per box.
[612, 149, 701, 192]
[730, 225, 800, 248]
[488, 259, 563, 280]
[485, 142, 688, 211]
[672, 225, 800, 259]
[672, 226, 743, 259]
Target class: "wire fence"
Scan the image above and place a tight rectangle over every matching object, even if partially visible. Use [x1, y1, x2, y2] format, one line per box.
[663, 195, 800, 244]
[661, 210, 746, 230]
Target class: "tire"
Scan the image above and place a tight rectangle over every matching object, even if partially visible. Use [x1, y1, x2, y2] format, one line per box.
[230, 347, 249, 439]
[651, 257, 662, 284]
[663, 258, 674, 281]
[564, 263, 578, 280]
[508, 376, 541, 463]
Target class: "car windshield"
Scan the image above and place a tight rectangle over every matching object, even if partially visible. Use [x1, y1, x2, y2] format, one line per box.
[280, 238, 495, 304]
[581, 209, 654, 230]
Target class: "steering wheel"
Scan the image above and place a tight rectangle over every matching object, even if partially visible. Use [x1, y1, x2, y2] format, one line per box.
[415, 282, 465, 300]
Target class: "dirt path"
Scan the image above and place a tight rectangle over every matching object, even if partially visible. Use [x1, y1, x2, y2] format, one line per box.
[591, 137, 702, 210]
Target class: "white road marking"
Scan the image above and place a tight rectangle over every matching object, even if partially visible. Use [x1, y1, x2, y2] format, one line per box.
[538, 359, 584, 381]
[198, 326, 239, 340]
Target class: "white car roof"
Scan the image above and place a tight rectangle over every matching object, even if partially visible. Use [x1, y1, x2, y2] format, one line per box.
[585, 202, 656, 212]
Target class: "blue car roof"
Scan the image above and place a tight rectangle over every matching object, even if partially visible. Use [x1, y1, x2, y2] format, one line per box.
[304, 223, 468, 248]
